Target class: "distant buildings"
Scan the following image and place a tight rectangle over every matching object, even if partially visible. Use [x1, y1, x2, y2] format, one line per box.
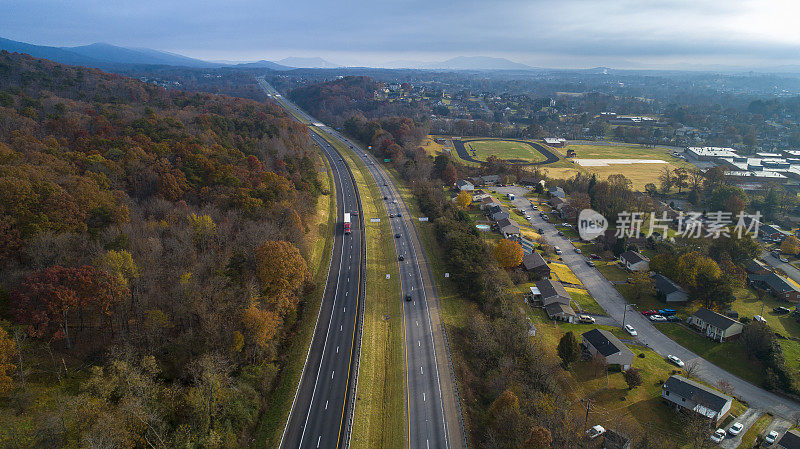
[544, 137, 566, 148]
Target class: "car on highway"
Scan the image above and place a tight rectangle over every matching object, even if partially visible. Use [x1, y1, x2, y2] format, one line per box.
[624, 324, 637, 336]
[578, 315, 595, 324]
[574, 248, 582, 254]
[405, 294, 412, 301]
[397, 212, 401, 217]
[710, 428, 726, 443]
[398, 255, 404, 261]
[395, 233, 401, 238]
[586, 260, 595, 267]
[765, 430, 779, 444]
[389, 213, 395, 218]
[383, 196, 388, 200]
[353, 210, 359, 216]
[537, 228, 544, 234]
[383, 182, 388, 186]
[667, 354, 685, 367]
[641, 310, 657, 316]
[649, 314, 667, 322]
[728, 422, 743, 435]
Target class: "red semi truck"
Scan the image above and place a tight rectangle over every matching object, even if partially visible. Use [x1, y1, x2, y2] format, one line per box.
[343, 212, 351, 235]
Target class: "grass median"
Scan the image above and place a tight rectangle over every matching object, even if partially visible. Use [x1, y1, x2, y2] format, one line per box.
[312, 129, 405, 449]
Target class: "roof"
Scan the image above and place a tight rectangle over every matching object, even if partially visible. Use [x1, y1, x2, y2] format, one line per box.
[500, 224, 520, 235]
[582, 329, 632, 358]
[651, 273, 685, 296]
[750, 272, 800, 294]
[549, 186, 565, 197]
[496, 218, 514, 228]
[778, 429, 800, 449]
[535, 279, 570, 300]
[523, 252, 549, 271]
[691, 308, 740, 331]
[662, 375, 732, 413]
[744, 258, 770, 274]
[545, 302, 575, 317]
[620, 250, 649, 264]
[491, 211, 510, 220]
[488, 205, 504, 214]
[480, 196, 496, 204]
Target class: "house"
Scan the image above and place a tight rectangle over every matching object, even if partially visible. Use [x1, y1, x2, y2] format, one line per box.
[496, 217, 514, 229]
[559, 204, 578, 222]
[490, 210, 510, 222]
[761, 224, 790, 242]
[581, 329, 634, 370]
[619, 251, 650, 272]
[522, 252, 551, 277]
[472, 174, 500, 186]
[777, 429, 800, 449]
[550, 196, 567, 209]
[456, 180, 474, 191]
[744, 258, 772, 276]
[548, 186, 565, 199]
[487, 205, 503, 215]
[472, 192, 491, 202]
[661, 375, 733, 424]
[544, 137, 566, 148]
[651, 273, 688, 303]
[545, 302, 576, 322]
[534, 279, 572, 305]
[480, 197, 500, 210]
[748, 272, 800, 301]
[687, 308, 744, 342]
[500, 224, 521, 238]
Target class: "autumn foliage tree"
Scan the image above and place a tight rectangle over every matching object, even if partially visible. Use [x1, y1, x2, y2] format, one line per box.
[0, 326, 16, 395]
[456, 190, 472, 209]
[557, 331, 580, 368]
[522, 426, 552, 449]
[10, 265, 126, 348]
[494, 239, 523, 269]
[782, 235, 800, 256]
[254, 241, 309, 316]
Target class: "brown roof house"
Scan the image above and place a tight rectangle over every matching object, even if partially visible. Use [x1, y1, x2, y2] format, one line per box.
[522, 252, 550, 278]
[687, 308, 743, 342]
[581, 329, 634, 370]
[533, 279, 575, 322]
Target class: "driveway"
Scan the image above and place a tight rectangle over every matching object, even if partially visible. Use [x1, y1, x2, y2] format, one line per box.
[761, 250, 800, 284]
[719, 408, 762, 449]
[493, 186, 800, 420]
[762, 416, 793, 446]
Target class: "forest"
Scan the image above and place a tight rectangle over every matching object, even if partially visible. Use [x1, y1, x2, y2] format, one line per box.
[0, 51, 327, 447]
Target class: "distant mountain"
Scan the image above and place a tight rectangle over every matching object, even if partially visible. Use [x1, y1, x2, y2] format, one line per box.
[384, 56, 534, 71]
[277, 57, 341, 68]
[234, 59, 294, 70]
[0, 37, 218, 68]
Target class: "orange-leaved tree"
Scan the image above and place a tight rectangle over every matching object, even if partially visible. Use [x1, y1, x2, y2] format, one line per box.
[254, 240, 309, 316]
[456, 190, 472, 209]
[0, 326, 15, 395]
[494, 239, 523, 269]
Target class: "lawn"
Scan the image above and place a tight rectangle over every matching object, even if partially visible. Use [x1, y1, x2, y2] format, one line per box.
[464, 139, 548, 163]
[657, 323, 764, 387]
[314, 130, 405, 449]
[550, 262, 582, 285]
[566, 287, 605, 315]
[595, 261, 629, 282]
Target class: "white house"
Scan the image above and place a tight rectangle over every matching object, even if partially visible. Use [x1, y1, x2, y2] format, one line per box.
[619, 251, 649, 272]
[661, 375, 732, 424]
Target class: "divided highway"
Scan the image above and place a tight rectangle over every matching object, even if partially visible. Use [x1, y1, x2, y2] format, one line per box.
[260, 78, 464, 449]
[277, 125, 365, 448]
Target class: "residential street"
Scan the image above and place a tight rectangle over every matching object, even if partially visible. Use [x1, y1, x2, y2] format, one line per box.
[493, 186, 800, 421]
[761, 250, 800, 284]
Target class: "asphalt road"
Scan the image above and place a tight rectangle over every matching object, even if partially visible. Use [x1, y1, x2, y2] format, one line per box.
[261, 78, 461, 448]
[264, 83, 366, 449]
[761, 250, 800, 284]
[494, 186, 800, 421]
[452, 139, 559, 165]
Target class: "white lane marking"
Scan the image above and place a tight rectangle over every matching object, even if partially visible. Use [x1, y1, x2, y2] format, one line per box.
[345, 291, 348, 296]
[331, 371, 335, 379]
[416, 320, 419, 326]
[340, 325, 342, 331]
[418, 340, 421, 347]
[317, 436, 321, 448]
[420, 366, 423, 375]
[325, 400, 328, 410]
[336, 346, 339, 353]
[343, 307, 346, 313]
[423, 392, 426, 402]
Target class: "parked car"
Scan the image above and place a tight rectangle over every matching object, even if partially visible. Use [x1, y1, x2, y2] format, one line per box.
[728, 422, 743, 435]
[537, 228, 544, 234]
[781, 257, 790, 263]
[557, 231, 564, 236]
[624, 324, 637, 336]
[641, 310, 657, 316]
[586, 260, 595, 267]
[554, 247, 562, 255]
[586, 425, 605, 439]
[774, 306, 791, 315]
[765, 430, 779, 444]
[578, 315, 596, 324]
[590, 254, 601, 260]
[389, 213, 395, 218]
[542, 216, 549, 222]
[649, 314, 667, 322]
[667, 354, 685, 367]
[574, 248, 582, 254]
[562, 223, 572, 228]
[666, 316, 681, 322]
[710, 428, 726, 443]
[531, 204, 538, 210]
[658, 309, 677, 316]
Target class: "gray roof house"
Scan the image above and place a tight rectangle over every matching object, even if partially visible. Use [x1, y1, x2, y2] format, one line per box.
[487, 205, 503, 215]
[581, 329, 634, 370]
[652, 273, 688, 303]
[500, 224, 521, 238]
[480, 197, 500, 210]
[495, 217, 514, 229]
[777, 430, 800, 449]
[548, 186, 565, 198]
[619, 250, 650, 272]
[748, 272, 800, 301]
[490, 211, 510, 221]
[661, 375, 733, 424]
[544, 302, 575, 323]
[688, 308, 744, 342]
[522, 252, 550, 277]
[534, 279, 571, 306]
[744, 258, 771, 276]
[456, 180, 474, 191]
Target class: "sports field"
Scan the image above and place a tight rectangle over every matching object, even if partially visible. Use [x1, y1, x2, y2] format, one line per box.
[465, 139, 548, 163]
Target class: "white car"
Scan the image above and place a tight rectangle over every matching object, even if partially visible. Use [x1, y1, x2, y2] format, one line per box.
[586, 425, 605, 439]
[710, 428, 726, 443]
[624, 324, 637, 336]
[667, 354, 685, 367]
[574, 248, 582, 254]
[765, 430, 779, 444]
[728, 422, 743, 435]
[781, 257, 789, 263]
[649, 314, 667, 322]
[554, 246, 562, 255]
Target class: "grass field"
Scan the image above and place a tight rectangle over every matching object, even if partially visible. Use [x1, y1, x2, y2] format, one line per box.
[464, 139, 548, 163]
[314, 130, 405, 449]
[550, 262, 582, 285]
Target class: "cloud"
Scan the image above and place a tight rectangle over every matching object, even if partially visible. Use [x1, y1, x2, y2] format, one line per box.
[1, 0, 799, 68]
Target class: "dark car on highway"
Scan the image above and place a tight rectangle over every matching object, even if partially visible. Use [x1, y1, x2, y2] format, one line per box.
[395, 233, 401, 238]
[398, 255, 404, 261]
[405, 294, 412, 301]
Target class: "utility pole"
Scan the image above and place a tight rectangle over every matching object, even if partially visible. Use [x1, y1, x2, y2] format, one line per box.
[622, 303, 636, 328]
[582, 398, 592, 449]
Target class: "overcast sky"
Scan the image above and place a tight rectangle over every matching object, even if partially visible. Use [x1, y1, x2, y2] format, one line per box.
[3, 0, 800, 69]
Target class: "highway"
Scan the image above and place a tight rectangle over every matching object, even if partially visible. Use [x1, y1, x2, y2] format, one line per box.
[260, 78, 462, 449]
[276, 118, 365, 448]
